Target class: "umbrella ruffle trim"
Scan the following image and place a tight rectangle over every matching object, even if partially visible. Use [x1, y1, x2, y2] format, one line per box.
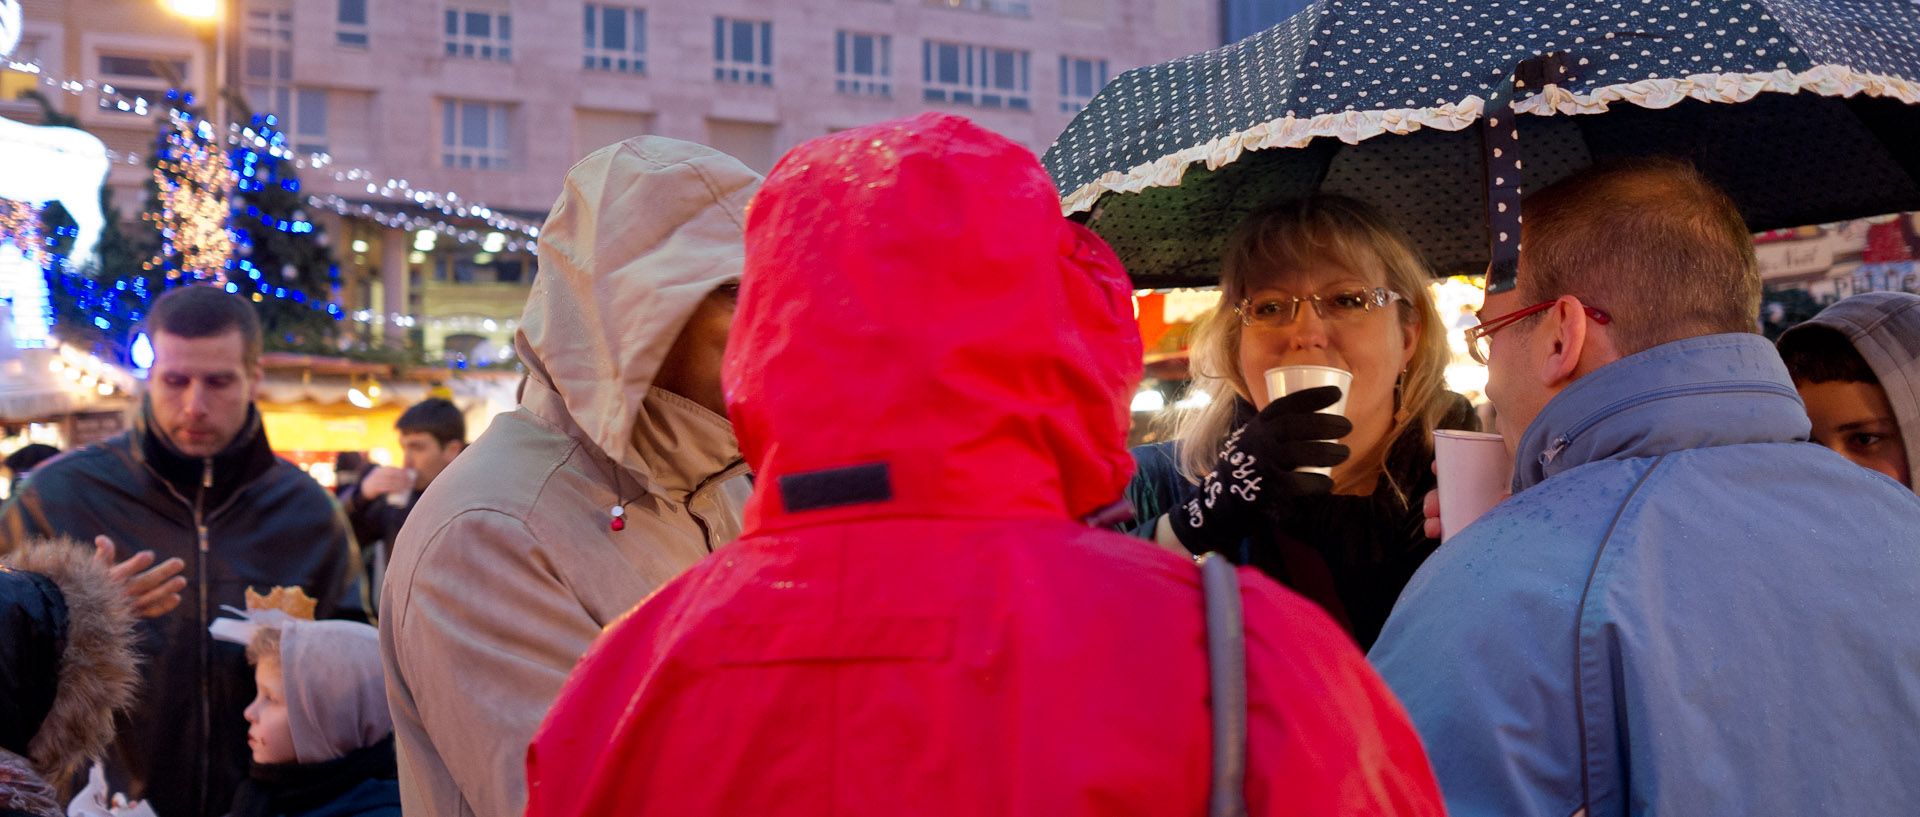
[1059, 97, 1486, 214]
[1512, 65, 1920, 116]
[1059, 64, 1920, 215]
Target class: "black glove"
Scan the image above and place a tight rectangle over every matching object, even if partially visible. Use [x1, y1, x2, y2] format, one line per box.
[1170, 385, 1353, 554]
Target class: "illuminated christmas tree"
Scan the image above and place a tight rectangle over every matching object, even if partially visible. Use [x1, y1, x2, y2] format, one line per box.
[149, 107, 235, 282]
[226, 109, 348, 353]
[42, 91, 354, 362]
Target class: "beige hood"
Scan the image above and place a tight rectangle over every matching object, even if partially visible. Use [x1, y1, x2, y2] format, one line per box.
[518, 136, 761, 480]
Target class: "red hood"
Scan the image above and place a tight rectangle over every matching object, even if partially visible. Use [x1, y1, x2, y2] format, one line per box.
[723, 113, 1141, 532]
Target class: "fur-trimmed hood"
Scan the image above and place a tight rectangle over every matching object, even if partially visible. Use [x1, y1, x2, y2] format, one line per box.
[0, 539, 141, 792]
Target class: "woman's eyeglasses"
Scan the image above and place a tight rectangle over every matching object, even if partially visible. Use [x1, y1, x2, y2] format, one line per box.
[1235, 287, 1406, 329]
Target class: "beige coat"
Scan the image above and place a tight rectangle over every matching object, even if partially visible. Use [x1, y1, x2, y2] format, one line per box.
[379, 137, 760, 817]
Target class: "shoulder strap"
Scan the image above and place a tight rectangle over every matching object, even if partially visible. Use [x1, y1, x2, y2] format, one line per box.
[1199, 552, 1249, 817]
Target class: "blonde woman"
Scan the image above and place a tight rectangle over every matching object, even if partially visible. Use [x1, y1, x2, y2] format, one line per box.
[1127, 194, 1477, 649]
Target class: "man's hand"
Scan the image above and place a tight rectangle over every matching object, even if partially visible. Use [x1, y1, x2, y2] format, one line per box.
[93, 535, 187, 618]
[1422, 460, 1510, 541]
[358, 465, 413, 498]
[1422, 489, 1442, 540]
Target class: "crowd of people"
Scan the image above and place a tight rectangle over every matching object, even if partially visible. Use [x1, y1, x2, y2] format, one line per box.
[2, 109, 1920, 817]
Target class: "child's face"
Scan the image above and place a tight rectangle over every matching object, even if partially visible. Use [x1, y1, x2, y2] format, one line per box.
[1799, 378, 1911, 486]
[245, 660, 296, 764]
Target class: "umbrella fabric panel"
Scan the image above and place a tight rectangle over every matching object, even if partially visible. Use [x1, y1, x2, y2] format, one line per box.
[1079, 117, 1592, 285]
[1769, 0, 1920, 76]
[1578, 92, 1920, 232]
[1045, 0, 1920, 245]
[1083, 91, 1920, 286]
[1044, 0, 1877, 198]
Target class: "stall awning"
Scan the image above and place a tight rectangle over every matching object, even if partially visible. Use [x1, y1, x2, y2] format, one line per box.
[0, 348, 134, 422]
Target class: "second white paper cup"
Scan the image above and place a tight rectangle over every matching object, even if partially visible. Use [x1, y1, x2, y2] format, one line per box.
[387, 468, 418, 508]
[1263, 365, 1352, 477]
[1432, 429, 1511, 542]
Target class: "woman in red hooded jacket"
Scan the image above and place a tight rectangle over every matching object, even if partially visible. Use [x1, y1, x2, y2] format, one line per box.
[523, 112, 1444, 817]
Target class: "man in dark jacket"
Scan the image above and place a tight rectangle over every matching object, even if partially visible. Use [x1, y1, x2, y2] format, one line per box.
[339, 398, 465, 568]
[0, 285, 359, 817]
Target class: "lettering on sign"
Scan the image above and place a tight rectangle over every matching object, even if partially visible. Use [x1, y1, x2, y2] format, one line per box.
[1755, 239, 1833, 279]
[71, 411, 126, 445]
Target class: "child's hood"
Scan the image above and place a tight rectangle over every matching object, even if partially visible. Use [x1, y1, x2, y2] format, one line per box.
[278, 619, 388, 764]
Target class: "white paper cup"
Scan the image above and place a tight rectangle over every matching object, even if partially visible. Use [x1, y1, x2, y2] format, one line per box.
[1432, 429, 1512, 542]
[1263, 365, 1353, 477]
[386, 469, 418, 508]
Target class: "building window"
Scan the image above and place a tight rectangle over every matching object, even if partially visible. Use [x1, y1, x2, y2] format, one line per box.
[97, 55, 189, 79]
[1059, 56, 1109, 113]
[440, 100, 511, 169]
[834, 31, 890, 97]
[445, 9, 512, 61]
[94, 54, 181, 116]
[583, 5, 645, 74]
[337, 0, 369, 47]
[242, 1, 294, 124]
[923, 0, 1030, 17]
[713, 17, 772, 86]
[922, 41, 1029, 110]
[294, 89, 328, 155]
[0, 38, 43, 101]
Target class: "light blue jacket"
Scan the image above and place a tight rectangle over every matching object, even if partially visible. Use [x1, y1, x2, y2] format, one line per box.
[1371, 333, 1920, 817]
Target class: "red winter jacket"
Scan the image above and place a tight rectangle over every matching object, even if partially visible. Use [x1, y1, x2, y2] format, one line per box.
[524, 112, 1445, 817]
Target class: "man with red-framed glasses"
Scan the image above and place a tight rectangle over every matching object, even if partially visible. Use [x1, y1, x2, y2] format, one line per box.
[1370, 158, 1920, 816]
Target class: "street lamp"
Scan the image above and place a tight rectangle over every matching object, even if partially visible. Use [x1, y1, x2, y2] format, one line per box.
[163, 0, 227, 130]
[165, 0, 217, 18]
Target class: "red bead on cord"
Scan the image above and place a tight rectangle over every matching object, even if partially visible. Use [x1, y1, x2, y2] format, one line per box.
[611, 517, 625, 531]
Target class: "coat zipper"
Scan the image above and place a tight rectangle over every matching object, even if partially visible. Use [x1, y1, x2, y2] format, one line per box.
[1536, 380, 1799, 466]
[196, 457, 212, 817]
[131, 448, 220, 817]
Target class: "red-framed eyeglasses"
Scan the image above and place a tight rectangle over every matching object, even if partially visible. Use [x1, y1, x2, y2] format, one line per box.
[1464, 301, 1611, 365]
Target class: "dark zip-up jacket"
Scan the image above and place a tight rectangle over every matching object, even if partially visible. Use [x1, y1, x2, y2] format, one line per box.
[0, 400, 357, 817]
[227, 735, 400, 817]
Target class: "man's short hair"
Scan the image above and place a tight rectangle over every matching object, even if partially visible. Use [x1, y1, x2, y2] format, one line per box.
[4, 443, 60, 474]
[1520, 158, 1762, 356]
[1778, 324, 1879, 386]
[396, 398, 465, 446]
[143, 285, 264, 369]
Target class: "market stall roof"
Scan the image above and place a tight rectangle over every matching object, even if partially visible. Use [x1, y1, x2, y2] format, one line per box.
[0, 347, 136, 422]
[257, 351, 460, 379]
[256, 351, 498, 406]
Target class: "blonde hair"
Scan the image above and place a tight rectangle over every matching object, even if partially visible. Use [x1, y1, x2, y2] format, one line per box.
[1169, 195, 1452, 500]
[246, 625, 283, 667]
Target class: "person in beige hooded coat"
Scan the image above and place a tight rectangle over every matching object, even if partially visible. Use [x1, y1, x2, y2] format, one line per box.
[378, 136, 759, 817]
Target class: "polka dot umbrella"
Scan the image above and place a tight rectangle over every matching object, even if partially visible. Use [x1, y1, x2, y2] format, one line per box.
[1042, 0, 1920, 290]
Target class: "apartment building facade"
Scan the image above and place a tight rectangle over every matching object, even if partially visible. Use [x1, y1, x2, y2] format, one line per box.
[4, 0, 1218, 360]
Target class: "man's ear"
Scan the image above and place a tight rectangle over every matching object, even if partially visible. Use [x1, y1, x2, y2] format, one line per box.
[1538, 295, 1589, 389]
